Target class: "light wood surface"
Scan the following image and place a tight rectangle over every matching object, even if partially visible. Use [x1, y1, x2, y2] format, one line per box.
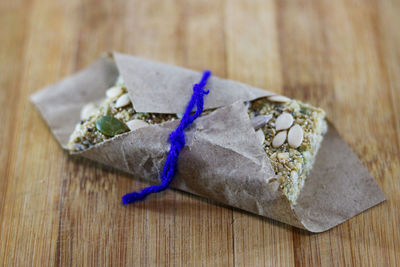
[1, 0, 399, 266]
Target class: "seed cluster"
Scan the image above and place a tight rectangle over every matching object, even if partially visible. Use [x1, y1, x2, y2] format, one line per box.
[248, 97, 327, 203]
[68, 80, 177, 151]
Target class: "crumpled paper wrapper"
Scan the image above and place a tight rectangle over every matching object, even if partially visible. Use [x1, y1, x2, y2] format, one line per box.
[31, 52, 386, 232]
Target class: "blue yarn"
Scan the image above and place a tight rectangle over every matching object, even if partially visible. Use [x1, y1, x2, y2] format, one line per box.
[122, 70, 211, 205]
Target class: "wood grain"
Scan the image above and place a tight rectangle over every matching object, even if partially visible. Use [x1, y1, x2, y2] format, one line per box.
[1, 0, 399, 266]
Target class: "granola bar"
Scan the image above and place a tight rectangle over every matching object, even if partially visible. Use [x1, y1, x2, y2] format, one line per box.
[68, 77, 327, 203]
[248, 98, 327, 203]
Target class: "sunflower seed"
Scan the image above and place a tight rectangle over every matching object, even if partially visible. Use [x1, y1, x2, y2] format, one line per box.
[288, 124, 303, 148]
[275, 112, 294, 131]
[80, 103, 97, 120]
[106, 86, 124, 98]
[251, 114, 273, 130]
[126, 119, 149, 131]
[115, 93, 131, 108]
[268, 95, 291, 103]
[255, 129, 265, 145]
[272, 131, 287, 148]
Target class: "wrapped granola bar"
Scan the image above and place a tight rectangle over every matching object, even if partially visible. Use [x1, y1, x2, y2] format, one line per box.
[68, 76, 327, 205]
[31, 52, 386, 232]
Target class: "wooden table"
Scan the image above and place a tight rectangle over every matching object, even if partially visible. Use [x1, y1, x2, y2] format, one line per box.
[1, 0, 399, 266]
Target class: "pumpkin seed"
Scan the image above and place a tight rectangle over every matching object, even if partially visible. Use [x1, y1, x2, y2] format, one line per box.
[272, 131, 287, 148]
[255, 129, 265, 145]
[116, 75, 125, 86]
[106, 86, 124, 98]
[268, 95, 291, 103]
[95, 115, 129, 137]
[275, 112, 294, 131]
[288, 124, 304, 148]
[115, 93, 131, 108]
[80, 103, 96, 120]
[126, 119, 149, 131]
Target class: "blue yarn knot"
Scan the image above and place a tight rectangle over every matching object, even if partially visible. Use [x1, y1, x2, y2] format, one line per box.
[122, 70, 211, 205]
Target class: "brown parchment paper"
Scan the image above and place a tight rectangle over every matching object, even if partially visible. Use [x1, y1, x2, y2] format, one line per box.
[31, 52, 386, 232]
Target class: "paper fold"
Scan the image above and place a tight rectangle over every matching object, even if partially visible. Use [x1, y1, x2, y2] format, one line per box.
[31, 52, 386, 232]
[113, 52, 274, 114]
